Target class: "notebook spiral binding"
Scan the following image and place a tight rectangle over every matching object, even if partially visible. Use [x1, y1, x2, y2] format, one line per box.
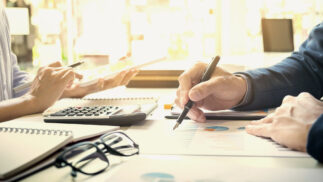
[0, 127, 72, 136]
[84, 96, 158, 101]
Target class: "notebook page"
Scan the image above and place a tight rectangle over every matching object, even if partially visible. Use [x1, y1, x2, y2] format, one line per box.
[0, 127, 72, 179]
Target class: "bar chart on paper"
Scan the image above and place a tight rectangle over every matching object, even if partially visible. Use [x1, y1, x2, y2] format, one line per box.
[204, 126, 229, 131]
[128, 120, 310, 157]
[141, 172, 174, 182]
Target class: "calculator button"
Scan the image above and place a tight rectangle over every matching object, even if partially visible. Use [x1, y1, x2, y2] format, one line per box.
[48, 105, 122, 119]
[50, 112, 66, 116]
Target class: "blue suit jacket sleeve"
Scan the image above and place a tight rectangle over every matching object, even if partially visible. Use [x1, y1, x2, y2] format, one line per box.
[235, 22, 323, 162]
[236, 23, 323, 110]
[307, 114, 323, 163]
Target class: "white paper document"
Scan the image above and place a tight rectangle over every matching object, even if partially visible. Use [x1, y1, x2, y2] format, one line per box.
[104, 156, 323, 182]
[127, 119, 309, 157]
[78, 57, 166, 87]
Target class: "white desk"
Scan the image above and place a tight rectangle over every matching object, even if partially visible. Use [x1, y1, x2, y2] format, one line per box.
[8, 88, 322, 182]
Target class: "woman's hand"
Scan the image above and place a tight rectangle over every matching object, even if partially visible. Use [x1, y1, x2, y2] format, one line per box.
[61, 69, 138, 98]
[27, 61, 82, 112]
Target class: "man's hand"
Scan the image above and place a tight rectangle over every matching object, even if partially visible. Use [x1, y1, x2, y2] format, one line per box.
[174, 62, 247, 122]
[61, 69, 138, 98]
[246, 92, 323, 152]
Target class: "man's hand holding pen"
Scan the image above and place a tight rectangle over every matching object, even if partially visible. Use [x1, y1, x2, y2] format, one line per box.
[174, 57, 248, 123]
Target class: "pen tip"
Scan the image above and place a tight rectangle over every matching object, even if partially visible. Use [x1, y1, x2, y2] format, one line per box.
[173, 123, 179, 130]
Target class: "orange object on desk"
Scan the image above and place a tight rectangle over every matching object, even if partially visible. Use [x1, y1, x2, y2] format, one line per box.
[164, 104, 173, 110]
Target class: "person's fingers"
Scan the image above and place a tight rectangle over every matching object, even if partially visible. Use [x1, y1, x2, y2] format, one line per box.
[98, 78, 105, 90]
[56, 68, 75, 84]
[174, 96, 183, 110]
[39, 67, 54, 79]
[178, 74, 193, 92]
[282, 95, 294, 104]
[178, 76, 192, 107]
[101, 72, 124, 90]
[74, 72, 83, 80]
[175, 85, 189, 108]
[188, 77, 224, 102]
[178, 62, 206, 91]
[120, 69, 138, 85]
[177, 62, 206, 105]
[194, 99, 205, 108]
[179, 91, 190, 108]
[109, 71, 127, 87]
[298, 92, 312, 98]
[186, 105, 206, 123]
[188, 81, 212, 102]
[48, 61, 63, 67]
[245, 123, 272, 138]
[77, 78, 103, 94]
[274, 104, 295, 117]
[249, 113, 274, 125]
[297, 92, 321, 104]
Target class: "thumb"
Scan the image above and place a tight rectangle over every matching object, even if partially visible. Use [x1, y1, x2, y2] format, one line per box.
[189, 79, 218, 102]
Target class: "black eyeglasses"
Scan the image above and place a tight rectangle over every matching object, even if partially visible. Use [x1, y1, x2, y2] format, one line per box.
[54, 131, 139, 177]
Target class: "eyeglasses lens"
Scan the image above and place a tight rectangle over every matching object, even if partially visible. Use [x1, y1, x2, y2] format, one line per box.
[101, 133, 139, 156]
[63, 143, 109, 174]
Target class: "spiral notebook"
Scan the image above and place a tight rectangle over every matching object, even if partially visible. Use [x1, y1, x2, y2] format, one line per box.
[44, 92, 158, 113]
[0, 127, 73, 180]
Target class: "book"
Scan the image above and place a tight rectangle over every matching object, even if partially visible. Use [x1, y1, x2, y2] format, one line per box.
[0, 126, 72, 180]
[0, 118, 119, 181]
[3, 150, 60, 182]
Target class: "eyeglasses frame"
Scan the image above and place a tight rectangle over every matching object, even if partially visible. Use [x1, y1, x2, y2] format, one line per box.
[54, 131, 139, 177]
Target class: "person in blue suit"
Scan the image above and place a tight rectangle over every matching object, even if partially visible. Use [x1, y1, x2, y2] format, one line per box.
[175, 22, 323, 162]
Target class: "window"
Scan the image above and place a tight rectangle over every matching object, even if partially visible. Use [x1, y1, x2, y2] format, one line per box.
[7, 0, 323, 72]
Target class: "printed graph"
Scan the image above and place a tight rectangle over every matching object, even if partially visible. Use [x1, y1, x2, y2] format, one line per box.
[141, 172, 174, 182]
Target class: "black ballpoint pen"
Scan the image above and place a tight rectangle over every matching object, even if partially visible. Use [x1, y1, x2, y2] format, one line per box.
[173, 56, 220, 130]
[67, 60, 85, 68]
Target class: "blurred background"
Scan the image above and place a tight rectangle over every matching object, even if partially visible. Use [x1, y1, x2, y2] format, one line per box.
[3, 0, 323, 84]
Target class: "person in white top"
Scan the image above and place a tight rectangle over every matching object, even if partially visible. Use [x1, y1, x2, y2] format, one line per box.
[0, 6, 137, 122]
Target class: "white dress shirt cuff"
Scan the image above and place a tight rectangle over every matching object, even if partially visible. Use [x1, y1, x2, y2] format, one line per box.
[232, 73, 252, 108]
